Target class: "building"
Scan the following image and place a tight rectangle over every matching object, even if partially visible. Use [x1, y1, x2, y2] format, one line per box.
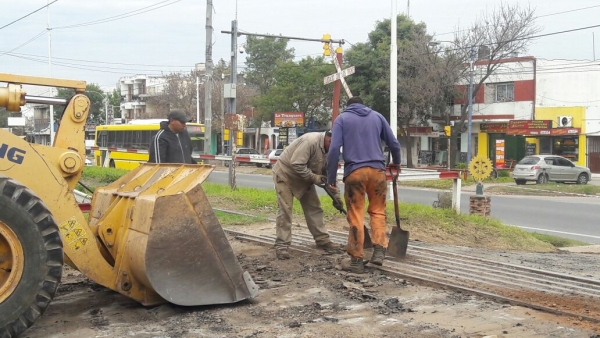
[425, 57, 600, 173]
[118, 75, 167, 121]
[29, 104, 53, 145]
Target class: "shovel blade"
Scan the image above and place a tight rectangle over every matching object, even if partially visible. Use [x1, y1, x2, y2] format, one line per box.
[363, 225, 373, 249]
[387, 226, 409, 260]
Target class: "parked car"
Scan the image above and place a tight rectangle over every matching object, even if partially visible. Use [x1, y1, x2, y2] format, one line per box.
[226, 147, 265, 167]
[512, 155, 591, 185]
[264, 149, 284, 168]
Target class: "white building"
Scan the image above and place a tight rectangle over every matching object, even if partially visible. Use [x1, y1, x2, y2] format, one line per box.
[118, 75, 166, 121]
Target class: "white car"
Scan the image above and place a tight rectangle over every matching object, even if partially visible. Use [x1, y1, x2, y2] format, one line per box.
[264, 149, 283, 168]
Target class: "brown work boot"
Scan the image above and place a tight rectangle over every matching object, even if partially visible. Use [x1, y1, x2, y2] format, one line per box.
[316, 241, 343, 254]
[341, 257, 366, 274]
[370, 245, 386, 266]
[276, 247, 291, 260]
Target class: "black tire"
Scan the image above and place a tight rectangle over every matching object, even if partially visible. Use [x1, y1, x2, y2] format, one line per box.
[576, 173, 589, 185]
[0, 177, 63, 338]
[536, 173, 548, 185]
[490, 169, 499, 181]
[515, 179, 526, 185]
[256, 163, 263, 168]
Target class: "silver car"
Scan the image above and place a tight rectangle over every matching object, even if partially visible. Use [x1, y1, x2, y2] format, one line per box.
[512, 155, 592, 185]
[265, 149, 283, 169]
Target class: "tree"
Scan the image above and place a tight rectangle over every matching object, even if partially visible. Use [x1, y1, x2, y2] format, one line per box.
[244, 36, 295, 126]
[244, 36, 295, 95]
[0, 108, 8, 128]
[345, 15, 428, 121]
[254, 56, 335, 128]
[108, 88, 122, 119]
[346, 15, 455, 167]
[447, 3, 541, 166]
[146, 72, 197, 121]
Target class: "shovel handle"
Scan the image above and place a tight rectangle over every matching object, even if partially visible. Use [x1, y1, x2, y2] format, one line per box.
[388, 166, 401, 229]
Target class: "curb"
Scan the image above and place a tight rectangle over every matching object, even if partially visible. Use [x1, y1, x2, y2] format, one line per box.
[513, 186, 600, 198]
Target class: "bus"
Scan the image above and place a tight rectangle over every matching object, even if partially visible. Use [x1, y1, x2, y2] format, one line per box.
[92, 120, 205, 169]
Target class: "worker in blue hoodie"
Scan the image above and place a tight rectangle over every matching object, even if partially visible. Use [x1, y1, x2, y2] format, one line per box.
[326, 96, 401, 273]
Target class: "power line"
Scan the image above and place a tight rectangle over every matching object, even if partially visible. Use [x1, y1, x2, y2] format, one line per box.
[0, 0, 58, 31]
[0, 30, 46, 57]
[433, 4, 600, 37]
[53, 0, 181, 30]
[2, 51, 195, 68]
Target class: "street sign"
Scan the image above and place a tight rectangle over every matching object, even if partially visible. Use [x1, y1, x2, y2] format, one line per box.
[323, 45, 354, 97]
[323, 66, 355, 85]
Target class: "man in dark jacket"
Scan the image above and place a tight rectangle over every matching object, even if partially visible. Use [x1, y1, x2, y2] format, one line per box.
[148, 109, 197, 164]
[326, 96, 401, 273]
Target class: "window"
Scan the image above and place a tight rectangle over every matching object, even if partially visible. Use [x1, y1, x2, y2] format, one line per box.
[555, 158, 573, 167]
[518, 156, 540, 165]
[495, 83, 514, 102]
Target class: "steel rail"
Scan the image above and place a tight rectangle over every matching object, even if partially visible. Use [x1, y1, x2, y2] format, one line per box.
[219, 210, 600, 323]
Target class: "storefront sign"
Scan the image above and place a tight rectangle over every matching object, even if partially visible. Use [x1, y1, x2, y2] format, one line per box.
[404, 126, 439, 137]
[506, 128, 580, 136]
[495, 139, 505, 169]
[508, 120, 552, 129]
[480, 122, 508, 133]
[525, 143, 536, 156]
[273, 112, 305, 127]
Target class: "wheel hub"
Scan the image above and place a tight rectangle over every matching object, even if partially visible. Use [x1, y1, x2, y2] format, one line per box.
[0, 220, 24, 302]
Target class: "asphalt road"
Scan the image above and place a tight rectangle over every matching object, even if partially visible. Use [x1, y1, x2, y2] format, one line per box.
[207, 171, 600, 245]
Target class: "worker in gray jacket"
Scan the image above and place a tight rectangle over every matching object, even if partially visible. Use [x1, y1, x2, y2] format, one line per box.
[272, 130, 343, 260]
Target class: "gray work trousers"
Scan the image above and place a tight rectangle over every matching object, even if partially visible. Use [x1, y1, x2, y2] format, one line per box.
[273, 175, 331, 248]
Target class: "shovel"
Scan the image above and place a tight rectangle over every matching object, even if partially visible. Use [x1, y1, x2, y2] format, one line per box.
[386, 166, 409, 259]
[318, 180, 373, 249]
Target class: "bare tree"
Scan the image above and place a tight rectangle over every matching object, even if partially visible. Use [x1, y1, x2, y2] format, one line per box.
[447, 2, 541, 166]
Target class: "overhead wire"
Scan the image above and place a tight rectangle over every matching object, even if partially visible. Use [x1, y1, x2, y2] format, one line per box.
[433, 4, 600, 37]
[0, 0, 58, 31]
[0, 30, 46, 57]
[53, 0, 182, 30]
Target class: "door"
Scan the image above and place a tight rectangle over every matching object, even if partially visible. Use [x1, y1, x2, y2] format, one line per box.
[553, 157, 575, 181]
[589, 137, 600, 173]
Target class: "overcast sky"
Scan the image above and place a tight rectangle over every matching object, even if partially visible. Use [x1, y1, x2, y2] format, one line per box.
[1, 0, 599, 93]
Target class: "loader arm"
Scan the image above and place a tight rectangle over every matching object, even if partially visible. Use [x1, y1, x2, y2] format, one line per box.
[0, 73, 139, 297]
[0, 73, 257, 337]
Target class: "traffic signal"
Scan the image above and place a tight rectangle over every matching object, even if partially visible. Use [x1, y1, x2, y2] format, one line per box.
[444, 126, 452, 137]
[322, 34, 331, 56]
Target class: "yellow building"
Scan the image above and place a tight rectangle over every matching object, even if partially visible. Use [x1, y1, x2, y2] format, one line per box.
[476, 107, 586, 167]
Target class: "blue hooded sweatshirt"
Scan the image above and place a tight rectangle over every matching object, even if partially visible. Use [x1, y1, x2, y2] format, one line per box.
[326, 103, 401, 184]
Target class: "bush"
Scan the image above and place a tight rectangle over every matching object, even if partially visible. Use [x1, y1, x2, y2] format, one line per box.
[455, 162, 467, 169]
[82, 166, 128, 183]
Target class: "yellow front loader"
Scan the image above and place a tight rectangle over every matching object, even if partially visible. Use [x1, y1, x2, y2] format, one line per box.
[0, 73, 258, 337]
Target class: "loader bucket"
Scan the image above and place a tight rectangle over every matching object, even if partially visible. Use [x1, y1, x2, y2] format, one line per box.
[89, 164, 258, 306]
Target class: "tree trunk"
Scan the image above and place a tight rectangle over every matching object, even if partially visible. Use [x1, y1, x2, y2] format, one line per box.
[256, 121, 262, 152]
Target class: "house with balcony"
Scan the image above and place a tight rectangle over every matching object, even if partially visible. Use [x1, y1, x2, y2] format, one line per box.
[118, 75, 166, 121]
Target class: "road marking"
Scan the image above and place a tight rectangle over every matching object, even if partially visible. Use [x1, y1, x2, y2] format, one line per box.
[511, 225, 600, 240]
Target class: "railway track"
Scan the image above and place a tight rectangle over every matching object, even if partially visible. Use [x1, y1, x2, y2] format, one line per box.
[221, 212, 600, 324]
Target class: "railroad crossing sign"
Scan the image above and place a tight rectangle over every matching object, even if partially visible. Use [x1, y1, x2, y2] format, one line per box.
[323, 46, 354, 97]
[323, 66, 355, 85]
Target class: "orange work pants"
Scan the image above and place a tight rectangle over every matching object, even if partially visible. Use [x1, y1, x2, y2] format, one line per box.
[344, 167, 388, 259]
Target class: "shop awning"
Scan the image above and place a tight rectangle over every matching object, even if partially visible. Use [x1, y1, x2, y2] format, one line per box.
[506, 128, 580, 136]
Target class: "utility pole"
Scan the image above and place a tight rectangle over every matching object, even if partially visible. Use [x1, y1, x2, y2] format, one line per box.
[47, 0, 54, 146]
[228, 19, 238, 190]
[204, 0, 213, 155]
[390, 0, 398, 140]
[467, 46, 476, 166]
